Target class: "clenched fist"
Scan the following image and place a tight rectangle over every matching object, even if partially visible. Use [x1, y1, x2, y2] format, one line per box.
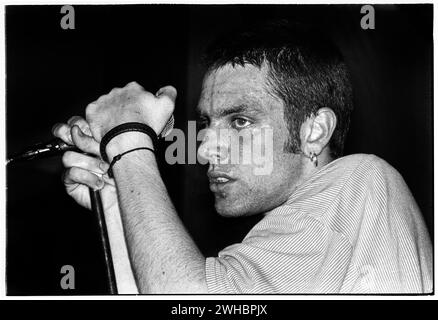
[85, 81, 176, 142]
[52, 82, 176, 211]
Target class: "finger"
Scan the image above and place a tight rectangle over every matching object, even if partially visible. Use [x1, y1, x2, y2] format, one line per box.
[126, 81, 144, 91]
[71, 125, 100, 156]
[52, 123, 73, 145]
[155, 85, 177, 106]
[67, 116, 92, 136]
[62, 151, 109, 174]
[63, 166, 104, 191]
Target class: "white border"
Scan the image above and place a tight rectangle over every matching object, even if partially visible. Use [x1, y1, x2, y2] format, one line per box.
[0, 1, 5, 301]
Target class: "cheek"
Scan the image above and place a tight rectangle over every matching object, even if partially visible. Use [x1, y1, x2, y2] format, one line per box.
[255, 126, 289, 176]
[218, 170, 285, 216]
[235, 165, 280, 197]
[235, 126, 278, 176]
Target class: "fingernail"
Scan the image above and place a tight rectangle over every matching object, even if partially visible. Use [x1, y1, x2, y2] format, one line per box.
[99, 161, 109, 172]
[95, 178, 104, 190]
[156, 85, 176, 98]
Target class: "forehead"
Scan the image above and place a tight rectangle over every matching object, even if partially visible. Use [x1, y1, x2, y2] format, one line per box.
[197, 63, 281, 116]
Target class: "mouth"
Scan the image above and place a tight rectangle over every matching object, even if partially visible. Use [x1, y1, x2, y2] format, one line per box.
[207, 171, 236, 193]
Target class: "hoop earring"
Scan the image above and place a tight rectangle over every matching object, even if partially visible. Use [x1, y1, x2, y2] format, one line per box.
[309, 152, 318, 167]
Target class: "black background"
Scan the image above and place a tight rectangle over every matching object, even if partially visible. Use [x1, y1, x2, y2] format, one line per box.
[6, 4, 433, 295]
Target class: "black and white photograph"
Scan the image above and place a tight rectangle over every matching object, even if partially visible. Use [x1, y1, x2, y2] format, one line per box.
[3, 3, 434, 298]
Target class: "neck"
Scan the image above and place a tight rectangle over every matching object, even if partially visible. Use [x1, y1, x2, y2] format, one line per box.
[263, 149, 335, 216]
[302, 148, 333, 177]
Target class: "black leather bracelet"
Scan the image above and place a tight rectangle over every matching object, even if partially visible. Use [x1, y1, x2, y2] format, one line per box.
[100, 122, 158, 163]
[108, 147, 155, 178]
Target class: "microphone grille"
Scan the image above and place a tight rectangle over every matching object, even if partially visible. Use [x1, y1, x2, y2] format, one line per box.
[159, 114, 174, 138]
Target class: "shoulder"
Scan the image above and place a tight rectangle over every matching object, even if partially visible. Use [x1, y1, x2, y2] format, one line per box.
[333, 153, 396, 174]
[283, 153, 419, 228]
[340, 154, 408, 194]
[288, 154, 418, 232]
[333, 154, 423, 232]
[329, 154, 406, 188]
[333, 153, 410, 201]
[286, 154, 395, 208]
[354, 154, 400, 175]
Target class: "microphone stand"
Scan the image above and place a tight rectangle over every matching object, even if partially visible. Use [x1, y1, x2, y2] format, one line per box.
[89, 188, 118, 294]
[8, 149, 118, 294]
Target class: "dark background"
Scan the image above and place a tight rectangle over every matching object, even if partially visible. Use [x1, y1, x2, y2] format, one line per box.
[6, 4, 433, 295]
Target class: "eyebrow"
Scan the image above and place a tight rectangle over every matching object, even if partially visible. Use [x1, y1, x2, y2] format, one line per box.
[197, 103, 264, 119]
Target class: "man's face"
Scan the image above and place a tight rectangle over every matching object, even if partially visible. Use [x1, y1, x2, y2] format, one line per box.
[197, 63, 305, 217]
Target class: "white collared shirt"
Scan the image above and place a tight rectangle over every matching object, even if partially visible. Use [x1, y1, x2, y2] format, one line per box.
[205, 154, 433, 293]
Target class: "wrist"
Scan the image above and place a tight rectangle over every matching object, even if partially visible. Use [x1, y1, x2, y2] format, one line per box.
[106, 132, 154, 163]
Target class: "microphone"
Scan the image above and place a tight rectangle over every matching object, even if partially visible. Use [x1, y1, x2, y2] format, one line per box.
[7, 115, 175, 165]
[7, 138, 79, 165]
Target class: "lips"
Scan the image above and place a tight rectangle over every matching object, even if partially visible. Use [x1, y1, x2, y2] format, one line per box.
[207, 170, 234, 182]
[207, 170, 236, 192]
[211, 177, 230, 183]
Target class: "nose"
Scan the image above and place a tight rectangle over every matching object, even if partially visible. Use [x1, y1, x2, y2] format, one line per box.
[197, 128, 228, 164]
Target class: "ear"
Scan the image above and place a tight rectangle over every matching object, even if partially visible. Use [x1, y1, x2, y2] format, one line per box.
[300, 108, 337, 156]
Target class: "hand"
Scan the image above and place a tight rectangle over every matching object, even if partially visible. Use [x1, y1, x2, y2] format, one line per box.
[85, 82, 176, 142]
[52, 116, 118, 213]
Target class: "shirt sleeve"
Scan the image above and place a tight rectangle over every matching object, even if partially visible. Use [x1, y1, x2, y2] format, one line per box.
[205, 212, 353, 293]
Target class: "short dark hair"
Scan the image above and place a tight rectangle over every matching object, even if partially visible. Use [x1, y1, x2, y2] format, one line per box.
[203, 20, 354, 158]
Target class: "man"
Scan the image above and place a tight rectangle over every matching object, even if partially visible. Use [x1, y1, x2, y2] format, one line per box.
[52, 21, 432, 293]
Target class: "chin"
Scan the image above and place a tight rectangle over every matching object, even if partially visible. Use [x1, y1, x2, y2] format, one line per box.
[214, 197, 243, 217]
[214, 196, 261, 218]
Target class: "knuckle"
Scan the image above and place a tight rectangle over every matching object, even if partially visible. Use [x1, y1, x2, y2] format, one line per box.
[77, 138, 91, 151]
[126, 81, 140, 88]
[67, 116, 81, 126]
[87, 156, 100, 171]
[96, 95, 106, 103]
[127, 81, 146, 93]
[72, 136, 94, 155]
[85, 103, 97, 119]
[110, 87, 121, 95]
[53, 123, 71, 140]
[85, 103, 94, 114]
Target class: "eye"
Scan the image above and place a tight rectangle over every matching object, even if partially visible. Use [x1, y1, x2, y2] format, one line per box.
[231, 117, 252, 130]
[197, 118, 209, 130]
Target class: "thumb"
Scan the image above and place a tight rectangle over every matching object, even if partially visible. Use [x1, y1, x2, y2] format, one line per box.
[155, 85, 177, 107]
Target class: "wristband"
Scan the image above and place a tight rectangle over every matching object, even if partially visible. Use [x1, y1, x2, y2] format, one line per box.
[108, 147, 155, 177]
[100, 122, 158, 163]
